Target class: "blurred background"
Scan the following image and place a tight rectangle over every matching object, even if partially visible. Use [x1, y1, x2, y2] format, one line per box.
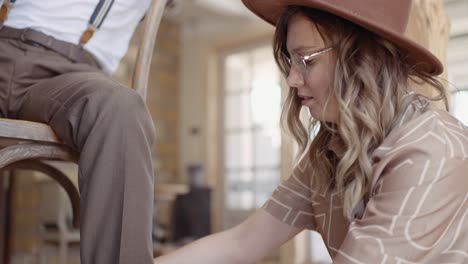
[1, 0, 467, 263]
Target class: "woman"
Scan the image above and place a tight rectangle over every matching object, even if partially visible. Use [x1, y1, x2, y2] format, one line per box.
[155, 0, 468, 263]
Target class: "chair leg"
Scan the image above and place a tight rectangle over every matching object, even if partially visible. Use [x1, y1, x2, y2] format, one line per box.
[59, 239, 67, 264]
[3, 160, 81, 228]
[38, 244, 47, 264]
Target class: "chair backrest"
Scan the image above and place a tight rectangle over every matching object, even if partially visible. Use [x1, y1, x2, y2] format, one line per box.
[131, 0, 168, 100]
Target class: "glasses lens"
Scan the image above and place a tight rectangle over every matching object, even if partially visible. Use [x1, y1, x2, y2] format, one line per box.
[290, 53, 305, 73]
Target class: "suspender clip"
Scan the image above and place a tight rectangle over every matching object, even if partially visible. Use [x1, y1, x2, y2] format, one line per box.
[0, 3, 10, 22]
[79, 26, 96, 46]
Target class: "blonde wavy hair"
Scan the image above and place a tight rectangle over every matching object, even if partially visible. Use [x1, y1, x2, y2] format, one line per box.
[273, 6, 448, 220]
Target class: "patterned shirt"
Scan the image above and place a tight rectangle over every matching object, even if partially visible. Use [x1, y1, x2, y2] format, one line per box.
[263, 98, 468, 263]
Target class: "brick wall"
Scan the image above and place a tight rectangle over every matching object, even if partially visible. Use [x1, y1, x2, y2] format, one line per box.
[9, 173, 41, 263]
[147, 19, 180, 184]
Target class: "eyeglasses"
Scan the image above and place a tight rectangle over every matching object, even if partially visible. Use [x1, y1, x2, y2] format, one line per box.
[283, 46, 334, 75]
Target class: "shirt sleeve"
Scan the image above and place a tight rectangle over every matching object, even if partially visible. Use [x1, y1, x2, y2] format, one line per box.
[262, 158, 316, 230]
[333, 136, 468, 263]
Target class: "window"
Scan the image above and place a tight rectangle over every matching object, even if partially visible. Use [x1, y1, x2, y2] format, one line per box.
[446, 0, 468, 125]
[451, 87, 468, 125]
[222, 44, 282, 228]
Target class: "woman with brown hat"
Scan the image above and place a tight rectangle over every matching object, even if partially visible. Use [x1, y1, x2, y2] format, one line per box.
[155, 1, 468, 263]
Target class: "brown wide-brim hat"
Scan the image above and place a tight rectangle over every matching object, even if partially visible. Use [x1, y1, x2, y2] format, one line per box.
[241, 0, 443, 75]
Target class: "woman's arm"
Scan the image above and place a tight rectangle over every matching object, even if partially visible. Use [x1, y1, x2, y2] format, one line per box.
[154, 208, 302, 264]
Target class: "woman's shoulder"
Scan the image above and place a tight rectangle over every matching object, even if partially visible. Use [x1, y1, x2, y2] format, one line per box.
[375, 100, 468, 161]
[368, 102, 468, 197]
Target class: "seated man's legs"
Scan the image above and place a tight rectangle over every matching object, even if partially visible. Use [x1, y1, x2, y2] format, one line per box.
[2, 39, 156, 264]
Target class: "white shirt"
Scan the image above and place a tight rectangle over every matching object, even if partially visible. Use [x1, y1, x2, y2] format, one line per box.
[2, 0, 151, 74]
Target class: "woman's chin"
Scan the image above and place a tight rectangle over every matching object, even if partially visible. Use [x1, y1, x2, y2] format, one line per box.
[308, 108, 337, 124]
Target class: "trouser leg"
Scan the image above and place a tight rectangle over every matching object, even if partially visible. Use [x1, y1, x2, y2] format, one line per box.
[17, 72, 156, 264]
[0, 39, 18, 118]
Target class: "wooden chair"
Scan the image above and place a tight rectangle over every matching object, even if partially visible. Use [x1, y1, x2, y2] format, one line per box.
[0, 0, 168, 258]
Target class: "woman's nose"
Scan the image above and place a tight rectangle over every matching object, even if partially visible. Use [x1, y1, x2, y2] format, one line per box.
[287, 67, 304, 88]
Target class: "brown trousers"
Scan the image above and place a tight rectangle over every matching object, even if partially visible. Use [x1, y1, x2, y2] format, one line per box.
[0, 36, 156, 263]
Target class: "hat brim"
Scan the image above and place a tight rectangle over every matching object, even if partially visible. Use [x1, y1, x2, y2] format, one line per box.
[242, 0, 443, 75]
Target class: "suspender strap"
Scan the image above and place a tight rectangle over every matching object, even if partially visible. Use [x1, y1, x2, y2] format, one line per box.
[79, 0, 115, 45]
[89, 0, 115, 29]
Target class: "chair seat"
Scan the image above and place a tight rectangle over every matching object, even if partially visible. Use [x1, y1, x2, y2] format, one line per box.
[0, 118, 77, 167]
[0, 118, 63, 144]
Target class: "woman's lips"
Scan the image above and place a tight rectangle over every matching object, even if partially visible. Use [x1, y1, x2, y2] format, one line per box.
[300, 97, 314, 105]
